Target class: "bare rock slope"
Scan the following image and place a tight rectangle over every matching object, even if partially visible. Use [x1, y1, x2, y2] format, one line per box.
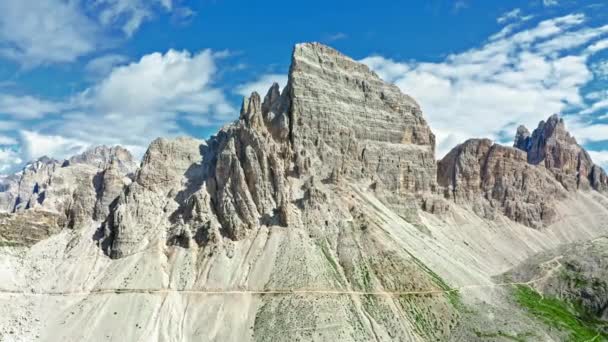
[1, 43, 608, 342]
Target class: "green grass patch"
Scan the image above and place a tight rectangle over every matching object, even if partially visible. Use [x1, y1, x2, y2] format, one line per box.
[0, 240, 22, 247]
[409, 254, 462, 309]
[514, 285, 607, 341]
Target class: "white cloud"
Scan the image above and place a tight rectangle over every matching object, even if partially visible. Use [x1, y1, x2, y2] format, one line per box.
[586, 39, 608, 54]
[86, 49, 235, 131]
[543, 0, 559, 7]
[581, 98, 608, 115]
[325, 32, 348, 42]
[535, 25, 608, 55]
[236, 74, 288, 98]
[20, 131, 88, 162]
[497, 9, 522, 24]
[0, 148, 22, 173]
[0, 95, 64, 119]
[359, 56, 410, 83]
[592, 60, 608, 79]
[588, 150, 608, 169]
[0, 0, 174, 66]
[0, 136, 17, 145]
[0, 0, 97, 65]
[0, 48, 236, 172]
[567, 116, 608, 143]
[362, 14, 605, 158]
[85, 54, 129, 77]
[93, 0, 172, 36]
[0, 47, 239, 173]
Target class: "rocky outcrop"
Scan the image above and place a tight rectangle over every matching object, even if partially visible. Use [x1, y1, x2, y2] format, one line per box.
[0, 146, 136, 234]
[67, 145, 138, 175]
[438, 138, 566, 228]
[289, 43, 437, 193]
[439, 114, 608, 229]
[106, 43, 438, 258]
[515, 114, 608, 192]
[0, 210, 64, 247]
[108, 88, 293, 257]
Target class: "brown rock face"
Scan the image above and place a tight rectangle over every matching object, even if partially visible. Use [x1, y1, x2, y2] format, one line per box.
[440, 114, 607, 229]
[514, 114, 608, 192]
[438, 139, 566, 228]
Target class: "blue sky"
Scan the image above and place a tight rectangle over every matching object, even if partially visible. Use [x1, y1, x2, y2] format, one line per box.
[0, 0, 607, 173]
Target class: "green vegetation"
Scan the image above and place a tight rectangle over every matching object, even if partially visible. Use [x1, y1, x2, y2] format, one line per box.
[0, 240, 22, 247]
[514, 285, 608, 341]
[409, 254, 462, 309]
[559, 269, 589, 288]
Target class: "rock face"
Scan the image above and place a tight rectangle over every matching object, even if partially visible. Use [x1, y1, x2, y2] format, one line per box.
[515, 114, 608, 192]
[438, 139, 566, 228]
[107, 43, 437, 258]
[67, 145, 137, 175]
[0, 146, 136, 230]
[289, 43, 437, 193]
[439, 114, 608, 229]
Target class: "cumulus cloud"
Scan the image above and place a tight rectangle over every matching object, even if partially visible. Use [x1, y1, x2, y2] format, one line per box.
[20, 131, 88, 162]
[0, 148, 22, 173]
[93, 0, 172, 36]
[0, 0, 176, 66]
[588, 150, 608, 169]
[361, 13, 608, 157]
[1, 48, 236, 170]
[0, 95, 65, 119]
[85, 54, 129, 78]
[236, 74, 288, 98]
[0, 0, 97, 65]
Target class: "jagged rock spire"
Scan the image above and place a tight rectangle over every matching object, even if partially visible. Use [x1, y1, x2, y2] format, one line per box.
[514, 114, 607, 191]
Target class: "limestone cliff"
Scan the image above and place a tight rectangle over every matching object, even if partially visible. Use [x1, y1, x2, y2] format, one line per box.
[514, 114, 608, 192]
[438, 114, 608, 229]
[0, 146, 136, 232]
[106, 42, 438, 258]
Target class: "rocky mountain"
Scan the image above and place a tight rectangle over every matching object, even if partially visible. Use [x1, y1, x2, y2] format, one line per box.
[1, 43, 607, 342]
[0, 146, 136, 245]
[437, 114, 607, 229]
[514, 114, 608, 192]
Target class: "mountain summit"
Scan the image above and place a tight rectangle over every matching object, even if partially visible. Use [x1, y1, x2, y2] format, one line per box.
[1, 43, 608, 342]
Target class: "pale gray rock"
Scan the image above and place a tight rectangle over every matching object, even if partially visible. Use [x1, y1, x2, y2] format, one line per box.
[0, 146, 136, 232]
[107, 42, 439, 258]
[289, 43, 437, 193]
[67, 145, 138, 175]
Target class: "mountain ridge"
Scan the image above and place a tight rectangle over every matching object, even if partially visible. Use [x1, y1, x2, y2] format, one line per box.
[0, 42, 607, 342]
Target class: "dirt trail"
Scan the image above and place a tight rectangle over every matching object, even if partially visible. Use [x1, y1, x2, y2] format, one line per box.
[0, 274, 550, 298]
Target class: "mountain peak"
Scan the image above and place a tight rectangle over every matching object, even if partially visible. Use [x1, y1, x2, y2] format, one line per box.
[514, 114, 606, 191]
